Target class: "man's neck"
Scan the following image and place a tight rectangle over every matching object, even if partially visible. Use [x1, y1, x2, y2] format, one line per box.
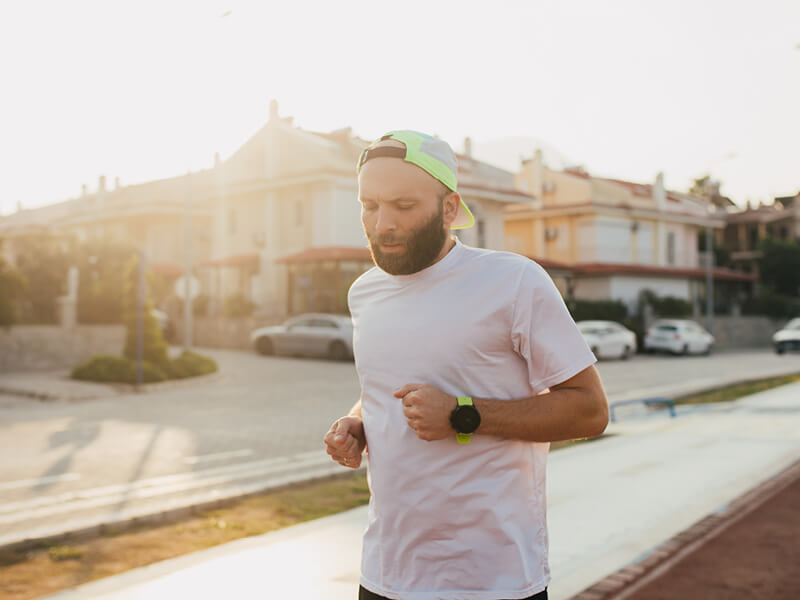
[430, 235, 457, 267]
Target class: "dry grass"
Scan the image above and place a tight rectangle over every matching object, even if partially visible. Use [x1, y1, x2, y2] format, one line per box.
[675, 372, 800, 405]
[0, 473, 369, 600]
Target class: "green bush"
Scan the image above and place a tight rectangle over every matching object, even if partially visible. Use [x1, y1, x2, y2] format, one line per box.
[567, 299, 628, 323]
[742, 287, 799, 319]
[172, 351, 218, 377]
[71, 355, 166, 383]
[651, 295, 692, 317]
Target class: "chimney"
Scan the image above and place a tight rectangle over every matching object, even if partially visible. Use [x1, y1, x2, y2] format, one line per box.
[214, 152, 221, 168]
[81, 184, 88, 198]
[269, 99, 279, 122]
[98, 175, 106, 192]
[653, 172, 666, 211]
[464, 137, 472, 157]
[114, 176, 120, 190]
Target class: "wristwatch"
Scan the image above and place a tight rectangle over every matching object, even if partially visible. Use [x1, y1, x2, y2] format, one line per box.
[450, 396, 481, 444]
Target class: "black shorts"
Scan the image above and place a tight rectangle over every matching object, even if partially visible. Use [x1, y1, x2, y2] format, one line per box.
[358, 585, 548, 600]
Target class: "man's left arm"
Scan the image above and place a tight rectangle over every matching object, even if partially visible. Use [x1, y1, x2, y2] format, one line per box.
[395, 365, 608, 443]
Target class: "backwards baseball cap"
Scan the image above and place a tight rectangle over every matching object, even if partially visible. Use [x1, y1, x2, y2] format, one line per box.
[357, 130, 475, 229]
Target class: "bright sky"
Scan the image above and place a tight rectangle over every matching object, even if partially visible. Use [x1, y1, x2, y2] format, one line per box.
[2, 0, 798, 216]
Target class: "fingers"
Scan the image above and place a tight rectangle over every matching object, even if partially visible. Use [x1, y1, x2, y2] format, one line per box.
[393, 383, 423, 398]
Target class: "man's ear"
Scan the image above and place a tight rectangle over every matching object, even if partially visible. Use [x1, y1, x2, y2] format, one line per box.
[442, 192, 461, 227]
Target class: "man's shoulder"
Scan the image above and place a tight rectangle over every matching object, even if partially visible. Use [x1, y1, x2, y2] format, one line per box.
[461, 245, 549, 280]
[350, 265, 383, 292]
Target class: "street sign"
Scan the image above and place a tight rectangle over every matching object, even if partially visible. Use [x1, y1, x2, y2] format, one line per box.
[174, 275, 201, 300]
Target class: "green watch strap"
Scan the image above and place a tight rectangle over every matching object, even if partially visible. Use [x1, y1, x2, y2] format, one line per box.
[456, 396, 473, 444]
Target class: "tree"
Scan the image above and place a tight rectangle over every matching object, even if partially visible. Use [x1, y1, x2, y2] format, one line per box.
[122, 254, 168, 366]
[758, 237, 800, 298]
[76, 240, 137, 324]
[13, 233, 73, 323]
[0, 253, 27, 327]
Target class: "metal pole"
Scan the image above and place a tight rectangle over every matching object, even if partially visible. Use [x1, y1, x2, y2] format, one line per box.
[184, 171, 193, 351]
[136, 251, 145, 385]
[705, 221, 714, 334]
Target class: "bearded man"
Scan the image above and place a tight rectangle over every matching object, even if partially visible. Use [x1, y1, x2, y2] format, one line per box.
[324, 130, 608, 600]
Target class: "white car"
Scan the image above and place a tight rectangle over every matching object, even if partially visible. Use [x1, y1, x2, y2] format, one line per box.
[577, 320, 637, 360]
[250, 313, 354, 361]
[644, 319, 714, 356]
[773, 318, 800, 354]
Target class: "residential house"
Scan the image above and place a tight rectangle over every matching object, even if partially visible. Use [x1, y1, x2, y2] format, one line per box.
[719, 192, 800, 277]
[208, 105, 536, 317]
[506, 151, 755, 313]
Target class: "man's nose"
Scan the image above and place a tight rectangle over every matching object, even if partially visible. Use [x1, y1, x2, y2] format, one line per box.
[375, 206, 397, 233]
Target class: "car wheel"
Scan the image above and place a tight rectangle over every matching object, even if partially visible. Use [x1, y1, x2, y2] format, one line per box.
[328, 341, 349, 361]
[703, 344, 712, 356]
[622, 345, 631, 360]
[255, 337, 274, 356]
[776, 343, 786, 355]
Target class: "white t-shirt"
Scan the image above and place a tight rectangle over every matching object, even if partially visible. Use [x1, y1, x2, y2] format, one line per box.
[349, 239, 596, 600]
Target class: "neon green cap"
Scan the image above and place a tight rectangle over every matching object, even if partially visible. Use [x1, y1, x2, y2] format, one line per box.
[357, 130, 475, 230]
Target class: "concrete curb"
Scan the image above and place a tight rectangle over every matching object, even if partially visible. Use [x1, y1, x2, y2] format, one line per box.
[0, 370, 224, 402]
[568, 457, 800, 600]
[0, 466, 365, 554]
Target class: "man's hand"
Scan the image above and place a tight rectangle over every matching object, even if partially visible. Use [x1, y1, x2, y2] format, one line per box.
[323, 416, 366, 468]
[394, 384, 456, 442]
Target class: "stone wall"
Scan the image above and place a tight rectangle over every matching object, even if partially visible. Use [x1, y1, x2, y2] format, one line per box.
[703, 316, 785, 350]
[173, 316, 280, 351]
[0, 325, 125, 373]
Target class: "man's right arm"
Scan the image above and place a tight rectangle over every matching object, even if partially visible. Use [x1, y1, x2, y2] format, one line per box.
[323, 400, 366, 469]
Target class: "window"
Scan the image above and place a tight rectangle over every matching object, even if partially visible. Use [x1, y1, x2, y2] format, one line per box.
[667, 232, 676, 265]
[295, 200, 304, 227]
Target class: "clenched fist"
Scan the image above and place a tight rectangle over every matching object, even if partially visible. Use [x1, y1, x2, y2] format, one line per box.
[324, 416, 366, 468]
[394, 383, 457, 441]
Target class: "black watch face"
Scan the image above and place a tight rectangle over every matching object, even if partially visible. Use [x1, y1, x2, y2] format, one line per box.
[454, 405, 481, 434]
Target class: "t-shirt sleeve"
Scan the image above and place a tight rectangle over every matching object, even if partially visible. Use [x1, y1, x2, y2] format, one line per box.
[511, 261, 597, 395]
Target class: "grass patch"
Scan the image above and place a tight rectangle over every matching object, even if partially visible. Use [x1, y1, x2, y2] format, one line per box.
[0, 472, 369, 600]
[674, 373, 800, 405]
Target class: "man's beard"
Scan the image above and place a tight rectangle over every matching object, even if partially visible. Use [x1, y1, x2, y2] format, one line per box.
[367, 205, 448, 275]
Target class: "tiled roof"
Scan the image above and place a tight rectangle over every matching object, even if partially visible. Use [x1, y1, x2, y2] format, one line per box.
[571, 262, 756, 282]
[277, 246, 371, 264]
[203, 253, 260, 268]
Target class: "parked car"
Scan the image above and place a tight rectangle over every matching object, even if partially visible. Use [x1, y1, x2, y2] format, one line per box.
[577, 320, 637, 360]
[643, 319, 714, 355]
[250, 313, 354, 360]
[773, 318, 800, 354]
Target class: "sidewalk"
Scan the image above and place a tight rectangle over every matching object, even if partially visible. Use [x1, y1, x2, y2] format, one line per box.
[44, 381, 800, 600]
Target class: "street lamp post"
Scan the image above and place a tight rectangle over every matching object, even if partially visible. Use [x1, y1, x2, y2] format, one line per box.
[184, 172, 193, 351]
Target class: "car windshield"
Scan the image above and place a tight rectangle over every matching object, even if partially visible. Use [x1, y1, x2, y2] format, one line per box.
[656, 325, 678, 332]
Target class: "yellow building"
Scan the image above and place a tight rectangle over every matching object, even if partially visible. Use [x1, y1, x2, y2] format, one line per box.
[506, 151, 753, 311]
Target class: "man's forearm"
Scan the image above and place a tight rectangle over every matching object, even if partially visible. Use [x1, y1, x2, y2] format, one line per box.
[474, 367, 608, 442]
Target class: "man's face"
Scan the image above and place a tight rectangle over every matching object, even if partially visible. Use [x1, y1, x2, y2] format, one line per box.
[358, 153, 458, 275]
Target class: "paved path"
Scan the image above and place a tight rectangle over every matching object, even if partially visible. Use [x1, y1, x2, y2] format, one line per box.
[45, 381, 800, 600]
[1, 348, 798, 548]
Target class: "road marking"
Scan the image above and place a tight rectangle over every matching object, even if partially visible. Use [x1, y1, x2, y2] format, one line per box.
[0, 473, 80, 491]
[0, 450, 333, 524]
[183, 449, 253, 465]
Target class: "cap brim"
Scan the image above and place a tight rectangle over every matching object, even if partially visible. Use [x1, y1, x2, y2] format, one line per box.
[451, 199, 475, 229]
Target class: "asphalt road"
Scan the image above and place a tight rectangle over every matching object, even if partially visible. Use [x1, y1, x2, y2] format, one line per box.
[1, 348, 798, 546]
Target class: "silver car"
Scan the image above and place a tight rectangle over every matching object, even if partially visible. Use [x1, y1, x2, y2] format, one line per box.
[250, 313, 354, 361]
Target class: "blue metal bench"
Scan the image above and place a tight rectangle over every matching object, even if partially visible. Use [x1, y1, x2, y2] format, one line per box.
[609, 397, 676, 423]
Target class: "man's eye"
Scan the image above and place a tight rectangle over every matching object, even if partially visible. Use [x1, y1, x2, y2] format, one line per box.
[396, 204, 414, 210]
[362, 202, 377, 211]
